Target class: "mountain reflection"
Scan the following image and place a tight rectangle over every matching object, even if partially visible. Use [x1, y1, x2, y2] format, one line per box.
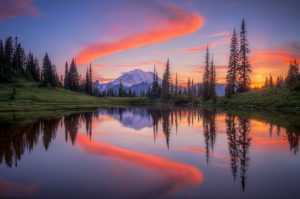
[0, 107, 299, 192]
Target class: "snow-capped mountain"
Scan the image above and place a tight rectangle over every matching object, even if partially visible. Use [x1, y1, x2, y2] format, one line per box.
[99, 108, 153, 130]
[97, 69, 162, 94]
[95, 69, 226, 96]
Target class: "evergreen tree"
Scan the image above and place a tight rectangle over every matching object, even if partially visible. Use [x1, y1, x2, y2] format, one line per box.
[68, 58, 79, 91]
[24, 52, 39, 82]
[264, 77, 269, 88]
[276, 75, 284, 88]
[118, 81, 124, 97]
[64, 62, 69, 89]
[210, 55, 216, 102]
[237, 19, 251, 92]
[25, 53, 32, 79]
[175, 73, 178, 97]
[187, 77, 191, 96]
[3, 36, 14, 82]
[170, 80, 174, 98]
[0, 36, 40, 82]
[53, 65, 60, 86]
[0, 39, 3, 81]
[41, 53, 56, 87]
[33, 57, 40, 82]
[197, 83, 202, 97]
[225, 29, 239, 97]
[285, 60, 299, 87]
[269, 74, 274, 87]
[162, 59, 171, 101]
[203, 46, 210, 101]
[191, 79, 195, 98]
[150, 65, 160, 99]
[84, 62, 93, 95]
[12, 38, 25, 74]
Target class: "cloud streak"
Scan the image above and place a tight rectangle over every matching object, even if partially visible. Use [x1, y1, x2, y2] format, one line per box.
[181, 38, 230, 53]
[77, 3, 204, 64]
[0, 0, 39, 21]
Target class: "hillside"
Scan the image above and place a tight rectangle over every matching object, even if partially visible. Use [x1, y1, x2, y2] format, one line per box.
[216, 88, 300, 110]
[0, 82, 153, 111]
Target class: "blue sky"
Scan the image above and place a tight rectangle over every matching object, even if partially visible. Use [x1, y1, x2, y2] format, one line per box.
[1, 0, 299, 86]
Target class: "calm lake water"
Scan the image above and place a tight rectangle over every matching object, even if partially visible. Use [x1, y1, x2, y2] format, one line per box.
[0, 107, 300, 199]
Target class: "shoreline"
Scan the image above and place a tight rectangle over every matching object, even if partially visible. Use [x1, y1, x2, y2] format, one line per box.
[1, 99, 299, 113]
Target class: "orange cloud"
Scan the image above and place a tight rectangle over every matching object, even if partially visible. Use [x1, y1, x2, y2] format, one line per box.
[208, 31, 230, 38]
[250, 45, 300, 87]
[182, 39, 229, 53]
[77, 4, 204, 64]
[0, 0, 39, 20]
[77, 135, 203, 194]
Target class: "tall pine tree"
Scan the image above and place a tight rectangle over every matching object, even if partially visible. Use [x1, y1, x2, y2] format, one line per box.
[225, 29, 239, 97]
[84, 63, 93, 95]
[210, 55, 216, 102]
[237, 19, 251, 92]
[68, 58, 79, 91]
[285, 60, 299, 87]
[203, 46, 210, 101]
[162, 59, 171, 101]
[3, 36, 14, 82]
[150, 65, 160, 99]
[41, 53, 59, 87]
[64, 62, 69, 89]
[0, 40, 4, 82]
[175, 73, 178, 97]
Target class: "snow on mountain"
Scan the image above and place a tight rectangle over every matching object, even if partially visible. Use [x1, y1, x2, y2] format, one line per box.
[95, 69, 226, 96]
[112, 69, 154, 87]
[97, 69, 161, 93]
[99, 108, 153, 130]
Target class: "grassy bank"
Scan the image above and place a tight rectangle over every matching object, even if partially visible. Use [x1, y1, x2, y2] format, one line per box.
[197, 88, 300, 111]
[0, 82, 154, 112]
[1, 83, 300, 112]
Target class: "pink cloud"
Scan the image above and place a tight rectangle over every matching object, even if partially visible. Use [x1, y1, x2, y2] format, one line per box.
[76, 3, 204, 64]
[250, 42, 300, 86]
[181, 38, 230, 53]
[208, 31, 230, 38]
[0, 0, 39, 21]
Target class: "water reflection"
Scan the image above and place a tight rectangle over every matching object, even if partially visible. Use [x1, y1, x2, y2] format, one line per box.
[225, 114, 251, 191]
[0, 107, 299, 197]
[0, 113, 96, 167]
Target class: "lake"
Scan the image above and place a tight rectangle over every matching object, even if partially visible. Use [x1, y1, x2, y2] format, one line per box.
[0, 107, 299, 199]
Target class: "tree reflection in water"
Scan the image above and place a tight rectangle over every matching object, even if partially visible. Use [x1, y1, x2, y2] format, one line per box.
[0, 107, 299, 192]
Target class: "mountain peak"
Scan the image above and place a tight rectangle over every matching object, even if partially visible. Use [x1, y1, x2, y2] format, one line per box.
[96, 69, 161, 93]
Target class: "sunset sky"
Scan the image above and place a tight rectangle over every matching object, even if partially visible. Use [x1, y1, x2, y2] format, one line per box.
[1, 0, 300, 86]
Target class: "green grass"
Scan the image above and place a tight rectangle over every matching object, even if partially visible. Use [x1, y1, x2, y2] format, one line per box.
[215, 87, 300, 111]
[0, 82, 154, 112]
[1, 82, 300, 112]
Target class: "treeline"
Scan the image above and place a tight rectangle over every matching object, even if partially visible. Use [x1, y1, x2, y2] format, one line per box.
[147, 50, 216, 103]
[101, 81, 138, 97]
[63, 59, 96, 95]
[262, 60, 299, 90]
[0, 36, 97, 96]
[0, 36, 40, 83]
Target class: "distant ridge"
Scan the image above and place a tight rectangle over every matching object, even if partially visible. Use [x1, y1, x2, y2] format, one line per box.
[95, 69, 225, 96]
